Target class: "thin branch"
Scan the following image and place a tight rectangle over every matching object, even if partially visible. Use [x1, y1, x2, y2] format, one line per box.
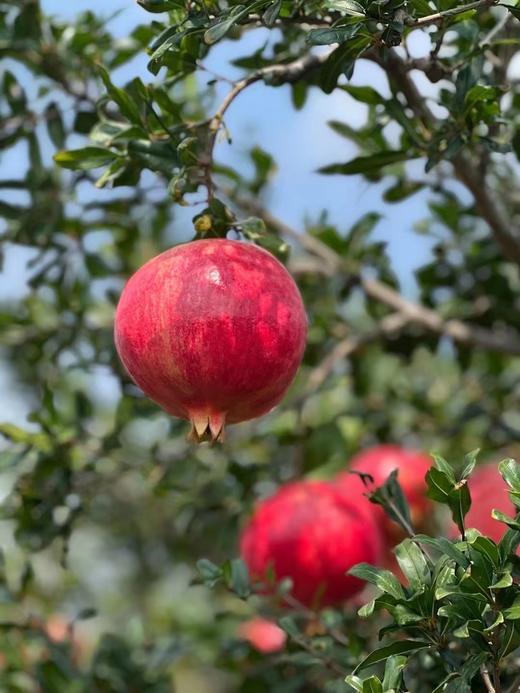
[408, 0, 499, 28]
[304, 312, 409, 395]
[232, 195, 520, 358]
[204, 49, 334, 199]
[368, 49, 520, 266]
[482, 663, 497, 693]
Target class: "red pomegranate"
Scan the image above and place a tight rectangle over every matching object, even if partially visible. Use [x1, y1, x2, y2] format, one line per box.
[240, 480, 383, 608]
[237, 617, 287, 653]
[114, 239, 307, 441]
[336, 445, 432, 541]
[450, 463, 515, 543]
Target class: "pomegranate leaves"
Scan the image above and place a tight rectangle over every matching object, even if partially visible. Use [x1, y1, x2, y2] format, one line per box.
[348, 458, 520, 693]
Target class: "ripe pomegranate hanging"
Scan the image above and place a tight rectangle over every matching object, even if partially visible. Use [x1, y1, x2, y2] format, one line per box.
[240, 480, 383, 608]
[114, 239, 307, 442]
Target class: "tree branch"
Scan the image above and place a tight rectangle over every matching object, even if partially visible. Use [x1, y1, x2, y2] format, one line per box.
[304, 312, 409, 395]
[482, 664, 497, 693]
[205, 49, 334, 199]
[409, 0, 499, 28]
[368, 49, 520, 266]
[232, 195, 520, 358]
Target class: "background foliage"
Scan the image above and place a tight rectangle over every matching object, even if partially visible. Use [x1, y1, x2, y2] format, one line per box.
[2, 0, 520, 690]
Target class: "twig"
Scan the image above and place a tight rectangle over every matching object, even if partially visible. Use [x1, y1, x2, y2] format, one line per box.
[232, 195, 520, 357]
[304, 312, 409, 394]
[204, 49, 334, 199]
[482, 663, 497, 693]
[408, 0, 499, 28]
[367, 49, 520, 266]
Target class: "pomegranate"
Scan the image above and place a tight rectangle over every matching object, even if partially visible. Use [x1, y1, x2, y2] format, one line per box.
[114, 239, 307, 441]
[450, 463, 515, 543]
[336, 445, 432, 542]
[240, 480, 383, 608]
[237, 617, 287, 653]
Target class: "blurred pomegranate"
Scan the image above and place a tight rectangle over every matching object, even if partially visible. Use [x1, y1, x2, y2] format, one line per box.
[240, 480, 383, 608]
[237, 617, 286, 653]
[115, 239, 307, 442]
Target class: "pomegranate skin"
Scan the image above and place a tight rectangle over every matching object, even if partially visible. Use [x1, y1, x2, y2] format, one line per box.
[336, 445, 433, 541]
[114, 239, 307, 441]
[450, 463, 515, 543]
[237, 618, 287, 654]
[240, 480, 383, 608]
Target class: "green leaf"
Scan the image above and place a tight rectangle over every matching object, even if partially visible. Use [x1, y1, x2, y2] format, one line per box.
[54, 147, 118, 171]
[382, 655, 407, 689]
[368, 470, 414, 537]
[204, 5, 254, 45]
[504, 595, 520, 620]
[499, 528, 520, 559]
[137, 0, 184, 11]
[461, 450, 479, 480]
[3, 71, 26, 114]
[432, 454, 456, 482]
[196, 558, 222, 587]
[307, 24, 361, 46]
[354, 641, 430, 674]
[493, 572, 513, 589]
[499, 459, 520, 508]
[98, 65, 142, 125]
[395, 539, 430, 590]
[325, 0, 365, 16]
[470, 536, 499, 570]
[319, 34, 371, 94]
[383, 179, 424, 202]
[492, 509, 520, 531]
[319, 150, 412, 175]
[342, 84, 382, 104]
[263, 0, 282, 26]
[362, 677, 383, 693]
[411, 0, 435, 17]
[223, 558, 250, 599]
[426, 465, 471, 536]
[278, 615, 300, 638]
[348, 564, 405, 600]
[412, 536, 470, 569]
[44, 102, 66, 150]
[345, 675, 364, 692]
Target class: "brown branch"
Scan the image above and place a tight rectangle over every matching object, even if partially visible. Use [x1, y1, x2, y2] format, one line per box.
[233, 195, 520, 358]
[205, 49, 334, 199]
[482, 664, 497, 693]
[368, 49, 520, 266]
[408, 0, 499, 28]
[304, 312, 409, 395]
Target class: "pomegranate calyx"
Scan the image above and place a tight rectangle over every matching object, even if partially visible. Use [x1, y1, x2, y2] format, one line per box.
[188, 411, 226, 443]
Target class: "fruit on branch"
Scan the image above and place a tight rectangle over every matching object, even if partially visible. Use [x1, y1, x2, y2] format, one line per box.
[237, 617, 287, 654]
[240, 480, 383, 608]
[336, 445, 433, 541]
[451, 463, 516, 543]
[114, 239, 307, 442]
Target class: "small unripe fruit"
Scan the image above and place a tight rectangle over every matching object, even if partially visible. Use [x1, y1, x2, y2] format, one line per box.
[114, 239, 307, 441]
[336, 445, 432, 541]
[237, 617, 286, 653]
[240, 480, 383, 608]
